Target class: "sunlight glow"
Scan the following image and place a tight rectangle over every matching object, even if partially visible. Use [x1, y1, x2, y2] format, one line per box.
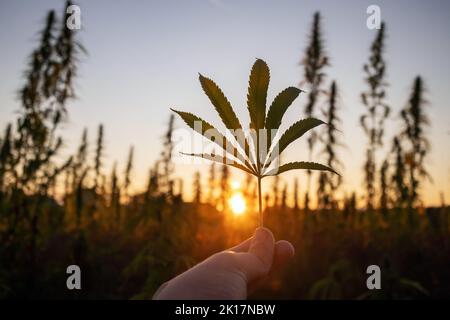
[231, 180, 241, 190]
[229, 193, 246, 215]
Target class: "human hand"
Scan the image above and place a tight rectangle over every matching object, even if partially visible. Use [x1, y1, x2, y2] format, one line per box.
[153, 227, 295, 300]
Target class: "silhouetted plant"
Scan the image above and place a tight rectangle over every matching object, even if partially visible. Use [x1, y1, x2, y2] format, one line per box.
[360, 22, 390, 210]
[207, 162, 216, 204]
[94, 124, 104, 191]
[303, 191, 310, 212]
[293, 178, 299, 210]
[71, 128, 89, 227]
[123, 146, 134, 198]
[0, 2, 85, 266]
[194, 171, 202, 204]
[109, 162, 120, 223]
[301, 12, 329, 209]
[400, 76, 430, 206]
[379, 159, 389, 212]
[145, 161, 160, 202]
[243, 171, 254, 207]
[172, 59, 337, 226]
[390, 136, 408, 206]
[281, 183, 287, 209]
[175, 178, 184, 203]
[9, 1, 83, 196]
[220, 163, 230, 212]
[160, 115, 175, 200]
[317, 173, 327, 210]
[343, 192, 357, 217]
[75, 166, 88, 228]
[317, 81, 343, 209]
[272, 175, 280, 207]
[0, 124, 12, 194]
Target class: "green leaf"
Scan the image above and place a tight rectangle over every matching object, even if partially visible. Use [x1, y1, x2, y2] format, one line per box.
[199, 74, 253, 168]
[171, 108, 251, 168]
[263, 161, 338, 177]
[199, 74, 242, 131]
[265, 86, 302, 154]
[171, 108, 228, 154]
[266, 118, 325, 165]
[247, 59, 270, 131]
[181, 152, 255, 176]
[265, 87, 302, 131]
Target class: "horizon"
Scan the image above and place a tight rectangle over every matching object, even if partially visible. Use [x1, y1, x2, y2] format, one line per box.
[1, 0, 449, 207]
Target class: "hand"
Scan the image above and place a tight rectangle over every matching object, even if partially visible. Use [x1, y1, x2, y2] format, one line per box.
[153, 227, 295, 300]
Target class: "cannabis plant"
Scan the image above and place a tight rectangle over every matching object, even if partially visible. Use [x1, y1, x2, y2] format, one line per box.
[400, 76, 430, 206]
[317, 81, 343, 209]
[171, 59, 338, 226]
[360, 22, 390, 209]
[301, 12, 329, 210]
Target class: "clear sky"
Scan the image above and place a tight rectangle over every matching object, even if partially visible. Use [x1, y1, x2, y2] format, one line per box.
[0, 0, 449, 206]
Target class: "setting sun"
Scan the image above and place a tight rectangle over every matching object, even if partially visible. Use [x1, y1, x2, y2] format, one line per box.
[229, 193, 246, 215]
[231, 180, 241, 190]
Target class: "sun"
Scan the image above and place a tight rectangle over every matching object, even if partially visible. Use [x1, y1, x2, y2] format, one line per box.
[229, 193, 246, 216]
[231, 180, 241, 190]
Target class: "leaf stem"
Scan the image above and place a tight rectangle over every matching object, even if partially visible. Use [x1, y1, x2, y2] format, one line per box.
[256, 127, 263, 228]
[258, 175, 263, 227]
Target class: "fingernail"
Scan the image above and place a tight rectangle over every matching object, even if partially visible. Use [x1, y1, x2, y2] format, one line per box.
[253, 228, 269, 244]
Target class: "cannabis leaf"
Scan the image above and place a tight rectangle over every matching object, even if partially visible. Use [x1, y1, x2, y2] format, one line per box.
[172, 59, 339, 227]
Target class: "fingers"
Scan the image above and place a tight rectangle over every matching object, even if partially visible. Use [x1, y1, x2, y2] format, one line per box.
[235, 228, 275, 282]
[247, 240, 295, 294]
[229, 233, 294, 260]
[229, 237, 253, 252]
[271, 240, 295, 275]
[228, 229, 294, 287]
[248, 228, 275, 272]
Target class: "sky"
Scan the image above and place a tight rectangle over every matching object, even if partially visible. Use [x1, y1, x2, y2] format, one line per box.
[0, 0, 449, 206]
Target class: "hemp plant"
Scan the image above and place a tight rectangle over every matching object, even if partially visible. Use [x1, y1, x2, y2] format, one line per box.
[171, 59, 338, 227]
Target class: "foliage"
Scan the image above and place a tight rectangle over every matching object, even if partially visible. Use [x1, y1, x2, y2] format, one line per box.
[0, 6, 444, 301]
[360, 22, 390, 210]
[317, 81, 343, 209]
[172, 59, 337, 226]
[400, 77, 430, 206]
[300, 12, 329, 210]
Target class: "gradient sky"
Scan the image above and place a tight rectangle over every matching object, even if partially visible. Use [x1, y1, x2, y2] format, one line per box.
[0, 0, 449, 206]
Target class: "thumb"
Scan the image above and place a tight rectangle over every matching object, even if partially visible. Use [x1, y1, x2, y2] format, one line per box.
[239, 228, 275, 281]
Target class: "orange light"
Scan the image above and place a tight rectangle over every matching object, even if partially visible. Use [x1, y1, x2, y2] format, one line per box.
[229, 193, 246, 215]
[231, 180, 241, 190]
